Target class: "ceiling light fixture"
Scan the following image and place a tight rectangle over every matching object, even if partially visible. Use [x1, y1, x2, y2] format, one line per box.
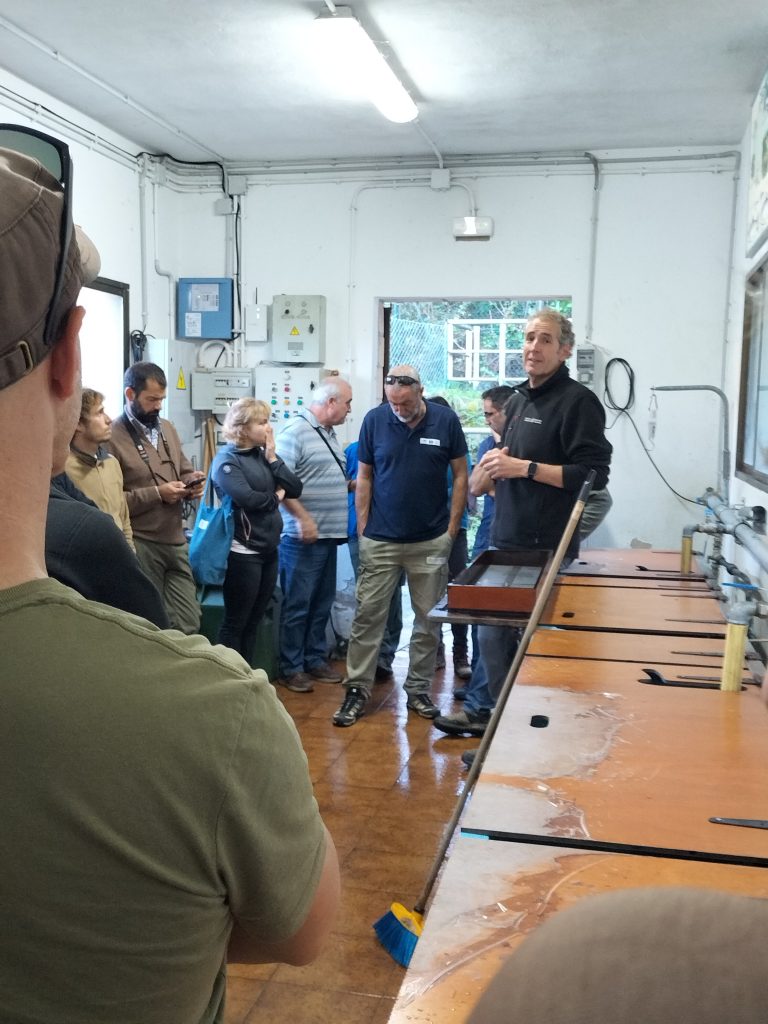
[313, 6, 418, 124]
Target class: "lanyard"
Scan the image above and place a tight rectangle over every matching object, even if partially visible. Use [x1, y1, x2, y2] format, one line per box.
[120, 414, 181, 488]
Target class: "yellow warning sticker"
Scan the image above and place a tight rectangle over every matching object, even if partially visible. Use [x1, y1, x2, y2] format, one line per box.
[290, 326, 300, 336]
[176, 368, 186, 390]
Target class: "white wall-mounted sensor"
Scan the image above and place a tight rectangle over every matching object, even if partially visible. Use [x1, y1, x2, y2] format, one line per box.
[453, 216, 494, 241]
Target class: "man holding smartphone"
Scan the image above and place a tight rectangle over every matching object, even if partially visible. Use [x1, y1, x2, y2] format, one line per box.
[109, 361, 206, 633]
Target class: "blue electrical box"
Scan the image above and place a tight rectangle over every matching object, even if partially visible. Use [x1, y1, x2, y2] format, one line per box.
[177, 278, 234, 339]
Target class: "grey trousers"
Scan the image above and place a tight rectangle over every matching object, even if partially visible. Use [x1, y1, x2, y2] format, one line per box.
[134, 538, 201, 635]
[344, 531, 452, 699]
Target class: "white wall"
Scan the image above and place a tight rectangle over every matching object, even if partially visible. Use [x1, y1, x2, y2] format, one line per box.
[1, 64, 745, 551]
[223, 159, 736, 548]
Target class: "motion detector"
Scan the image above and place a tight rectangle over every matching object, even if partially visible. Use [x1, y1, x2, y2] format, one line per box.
[453, 216, 494, 241]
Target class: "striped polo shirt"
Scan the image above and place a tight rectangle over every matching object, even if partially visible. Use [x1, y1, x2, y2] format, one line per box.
[276, 410, 348, 539]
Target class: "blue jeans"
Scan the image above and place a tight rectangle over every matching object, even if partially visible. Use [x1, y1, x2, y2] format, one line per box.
[462, 643, 496, 716]
[278, 536, 339, 676]
[477, 624, 521, 707]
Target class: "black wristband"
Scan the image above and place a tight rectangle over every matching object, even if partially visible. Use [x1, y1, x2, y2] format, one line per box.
[527, 461, 538, 480]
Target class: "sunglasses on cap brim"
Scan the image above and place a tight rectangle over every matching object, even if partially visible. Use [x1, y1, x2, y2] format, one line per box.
[0, 124, 73, 349]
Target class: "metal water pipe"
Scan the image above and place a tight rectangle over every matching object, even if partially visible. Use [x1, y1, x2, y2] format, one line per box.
[651, 385, 730, 504]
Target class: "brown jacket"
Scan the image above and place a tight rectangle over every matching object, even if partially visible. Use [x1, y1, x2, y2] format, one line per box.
[108, 415, 195, 545]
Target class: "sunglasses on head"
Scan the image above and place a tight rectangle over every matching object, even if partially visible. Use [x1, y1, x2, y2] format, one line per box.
[385, 374, 419, 387]
[0, 124, 73, 349]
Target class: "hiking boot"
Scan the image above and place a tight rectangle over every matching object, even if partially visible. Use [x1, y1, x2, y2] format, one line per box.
[406, 692, 440, 719]
[461, 749, 476, 769]
[332, 687, 367, 727]
[308, 661, 343, 683]
[435, 640, 446, 670]
[281, 672, 314, 693]
[433, 707, 491, 737]
[453, 652, 471, 680]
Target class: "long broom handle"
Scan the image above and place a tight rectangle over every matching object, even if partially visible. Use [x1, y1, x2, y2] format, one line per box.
[413, 470, 596, 916]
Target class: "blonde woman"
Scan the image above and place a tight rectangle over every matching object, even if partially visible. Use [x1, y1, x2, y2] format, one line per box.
[211, 399, 302, 659]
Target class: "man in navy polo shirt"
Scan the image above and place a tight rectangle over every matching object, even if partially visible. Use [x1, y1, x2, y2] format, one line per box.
[333, 366, 468, 727]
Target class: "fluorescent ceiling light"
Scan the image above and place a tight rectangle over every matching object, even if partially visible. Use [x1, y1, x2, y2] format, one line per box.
[313, 7, 418, 124]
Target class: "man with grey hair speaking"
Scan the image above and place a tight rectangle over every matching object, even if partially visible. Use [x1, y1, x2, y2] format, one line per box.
[333, 365, 468, 727]
[0, 126, 338, 1022]
[276, 376, 353, 692]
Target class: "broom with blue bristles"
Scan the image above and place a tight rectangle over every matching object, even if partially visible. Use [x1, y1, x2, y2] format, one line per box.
[374, 472, 595, 967]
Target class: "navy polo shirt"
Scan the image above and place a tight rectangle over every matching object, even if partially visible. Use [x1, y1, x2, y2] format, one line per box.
[358, 400, 468, 542]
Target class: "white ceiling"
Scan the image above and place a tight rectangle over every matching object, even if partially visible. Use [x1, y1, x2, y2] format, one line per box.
[0, 0, 767, 167]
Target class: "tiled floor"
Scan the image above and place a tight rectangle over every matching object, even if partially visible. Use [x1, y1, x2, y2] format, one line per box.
[225, 629, 481, 1024]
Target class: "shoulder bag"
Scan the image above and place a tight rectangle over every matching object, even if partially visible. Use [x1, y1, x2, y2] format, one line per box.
[188, 471, 234, 586]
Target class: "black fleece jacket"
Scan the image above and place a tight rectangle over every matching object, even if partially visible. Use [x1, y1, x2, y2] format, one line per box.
[46, 480, 170, 628]
[492, 365, 612, 559]
[211, 444, 302, 555]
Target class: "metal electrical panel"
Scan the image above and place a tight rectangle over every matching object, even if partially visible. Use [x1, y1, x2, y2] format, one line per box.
[252, 365, 321, 430]
[177, 278, 234, 339]
[576, 346, 596, 388]
[190, 369, 253, 412]
[268, 294, 326, 363]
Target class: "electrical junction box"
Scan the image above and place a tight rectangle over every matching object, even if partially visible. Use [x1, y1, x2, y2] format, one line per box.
[252, 365, 321, 430]
[244, 303, 268, 343]
[190, 368, 253, 412]
[177, 278, 234, 340]
[268, 294, 326, 363]
[576, 346, 596, 388]
[453, 216, 494, 241]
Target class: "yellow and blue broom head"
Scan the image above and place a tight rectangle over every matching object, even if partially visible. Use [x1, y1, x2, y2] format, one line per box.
[373, 902, 424, 968]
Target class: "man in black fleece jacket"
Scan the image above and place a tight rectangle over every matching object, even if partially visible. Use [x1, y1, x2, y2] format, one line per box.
[463, 309, 612, 747]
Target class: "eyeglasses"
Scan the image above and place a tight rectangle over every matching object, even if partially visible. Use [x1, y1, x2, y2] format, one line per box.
[0, 124, 73, 348]
[385, 374, 419, 387]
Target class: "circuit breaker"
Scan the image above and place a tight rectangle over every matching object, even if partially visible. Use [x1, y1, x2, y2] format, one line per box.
[190, 369, 253, 411]
[252, 365, 321, 430]
[268, 294, 326, 363]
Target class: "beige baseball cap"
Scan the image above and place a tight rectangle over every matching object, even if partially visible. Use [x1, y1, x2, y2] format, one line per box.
[0, 145, 100, 391]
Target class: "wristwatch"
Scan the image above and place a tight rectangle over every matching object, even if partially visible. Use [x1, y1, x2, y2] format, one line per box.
[527, 461, 538, 480]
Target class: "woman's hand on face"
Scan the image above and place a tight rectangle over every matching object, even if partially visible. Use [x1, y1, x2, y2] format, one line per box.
[265, 424, 277, 461]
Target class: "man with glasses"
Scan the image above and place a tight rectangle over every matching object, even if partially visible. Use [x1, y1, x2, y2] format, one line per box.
[0, 127, 338, 1022]
[433, 384, 515, 737]
[333, 365, 468, 727]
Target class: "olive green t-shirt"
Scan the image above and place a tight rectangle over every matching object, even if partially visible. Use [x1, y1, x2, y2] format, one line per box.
[0, 579, 326, 1024]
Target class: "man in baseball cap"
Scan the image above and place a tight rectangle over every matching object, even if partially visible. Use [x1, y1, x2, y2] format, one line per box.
[0, 130, 338, 1022]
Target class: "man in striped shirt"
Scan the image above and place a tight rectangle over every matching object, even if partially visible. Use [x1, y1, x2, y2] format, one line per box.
[276, 378, 353, 693]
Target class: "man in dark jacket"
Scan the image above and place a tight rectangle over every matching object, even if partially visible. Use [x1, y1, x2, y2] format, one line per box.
[47, 475, 170, 628]
[464, 309, 612, 749]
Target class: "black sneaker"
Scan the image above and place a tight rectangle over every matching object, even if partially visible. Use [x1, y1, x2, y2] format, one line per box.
[453, 687, 468, 701]
[461, 749, 476, 769]
[433, 708, 491, 737]
[453, 653, 472, 679]
[332, 687, 367, 727]
[406, 692, 440, 719]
